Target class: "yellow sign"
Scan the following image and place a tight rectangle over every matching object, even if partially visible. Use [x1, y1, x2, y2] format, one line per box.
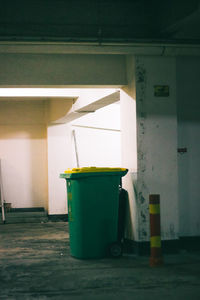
[154, 85, 169, 97]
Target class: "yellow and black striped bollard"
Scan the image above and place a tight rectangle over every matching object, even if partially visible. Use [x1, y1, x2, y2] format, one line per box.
[149, 194, 163, 267]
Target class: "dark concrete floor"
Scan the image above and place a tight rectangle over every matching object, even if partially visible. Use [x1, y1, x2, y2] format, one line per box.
[0, 223, 200, 300]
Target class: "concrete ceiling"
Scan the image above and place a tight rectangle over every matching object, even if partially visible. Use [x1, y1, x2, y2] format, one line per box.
[0, 0, 200, 44]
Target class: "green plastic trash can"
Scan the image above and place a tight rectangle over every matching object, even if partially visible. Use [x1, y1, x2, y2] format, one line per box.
[60, 167, 128, 259]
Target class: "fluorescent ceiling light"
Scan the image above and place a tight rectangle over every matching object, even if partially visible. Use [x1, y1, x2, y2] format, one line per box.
[0, 88, 80, 97]
[0, 88, 117, 98]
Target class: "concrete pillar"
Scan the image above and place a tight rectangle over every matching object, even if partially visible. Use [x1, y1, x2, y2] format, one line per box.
[135, 56, 179, 244]
[120, 89, 138, 241]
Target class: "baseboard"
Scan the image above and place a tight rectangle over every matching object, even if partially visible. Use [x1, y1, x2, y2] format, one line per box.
[179, 236, 200, 251]
[8, 207, 45, 212]
[124, 239, 180, 256]
[123, 239, 149, 255]
[48, 214, 68, 222]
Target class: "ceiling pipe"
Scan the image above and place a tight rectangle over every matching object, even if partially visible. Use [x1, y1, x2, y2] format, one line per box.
[0, 41, 200, 56]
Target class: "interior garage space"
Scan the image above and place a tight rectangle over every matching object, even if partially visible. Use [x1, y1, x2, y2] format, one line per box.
[0, 53, 200, 299]
[0, 46, 200, 300]
[1, 0, 200, 298]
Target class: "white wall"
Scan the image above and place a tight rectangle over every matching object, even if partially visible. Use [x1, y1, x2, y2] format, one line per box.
[0, 91, 121, 215]
[71, 103, 121, 168]
[47, 96, 121, 215]
[47, 123, 73, 215]
[135, 56, 179, 242]
[177, 57, 200, 237]
[120, 88, 137, 240]
[47, 98, 74, 123]
[0, 101, 48, 209]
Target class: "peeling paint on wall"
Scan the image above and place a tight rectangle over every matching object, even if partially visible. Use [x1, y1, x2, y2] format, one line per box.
[116, 54, 181, 244]
[135, 58, 150, 241]
[135, 56, 179, 242]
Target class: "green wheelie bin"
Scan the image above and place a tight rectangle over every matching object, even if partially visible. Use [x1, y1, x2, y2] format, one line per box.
[60, 167, 128, 259]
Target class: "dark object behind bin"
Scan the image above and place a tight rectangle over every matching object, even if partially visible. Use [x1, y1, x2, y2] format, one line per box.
[118, 188, 128, 242]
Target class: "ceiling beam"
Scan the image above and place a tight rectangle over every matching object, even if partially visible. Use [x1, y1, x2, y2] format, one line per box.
[0, 41, 200, 56]
[55, 90, 120, 123]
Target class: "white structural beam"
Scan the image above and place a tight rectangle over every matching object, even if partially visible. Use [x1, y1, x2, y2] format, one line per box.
[54, 90, 120, 124]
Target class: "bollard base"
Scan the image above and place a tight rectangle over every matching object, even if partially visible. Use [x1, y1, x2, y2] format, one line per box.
[150, 256, 164, 267]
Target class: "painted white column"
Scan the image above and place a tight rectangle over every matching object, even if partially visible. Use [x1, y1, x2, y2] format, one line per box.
[120, 89, 138, 240]
[47, 124, 73, 215]
[135, 56, 179, 242]
[177, 57, 200, 237]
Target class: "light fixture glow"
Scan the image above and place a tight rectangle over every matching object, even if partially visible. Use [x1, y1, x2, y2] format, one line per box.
[0, 88, 117, 98]
[0, 88, 81, 97]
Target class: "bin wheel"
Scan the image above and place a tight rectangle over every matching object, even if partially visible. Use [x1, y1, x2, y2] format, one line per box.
[109, 242, 123, 258]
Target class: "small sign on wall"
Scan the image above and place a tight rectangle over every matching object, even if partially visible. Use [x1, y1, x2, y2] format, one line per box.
[177, 147, 187, 154]
[154, 85, 169, 97]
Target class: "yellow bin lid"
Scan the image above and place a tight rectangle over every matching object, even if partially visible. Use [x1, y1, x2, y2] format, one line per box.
[60, 167, 128, 179]
[64, 167, 127, 174]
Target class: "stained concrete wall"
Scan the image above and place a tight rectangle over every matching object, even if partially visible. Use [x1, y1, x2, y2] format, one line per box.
[0, 100, 48, 209]
[135, 56, 179, 242]
[177, 57, 200, 237]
